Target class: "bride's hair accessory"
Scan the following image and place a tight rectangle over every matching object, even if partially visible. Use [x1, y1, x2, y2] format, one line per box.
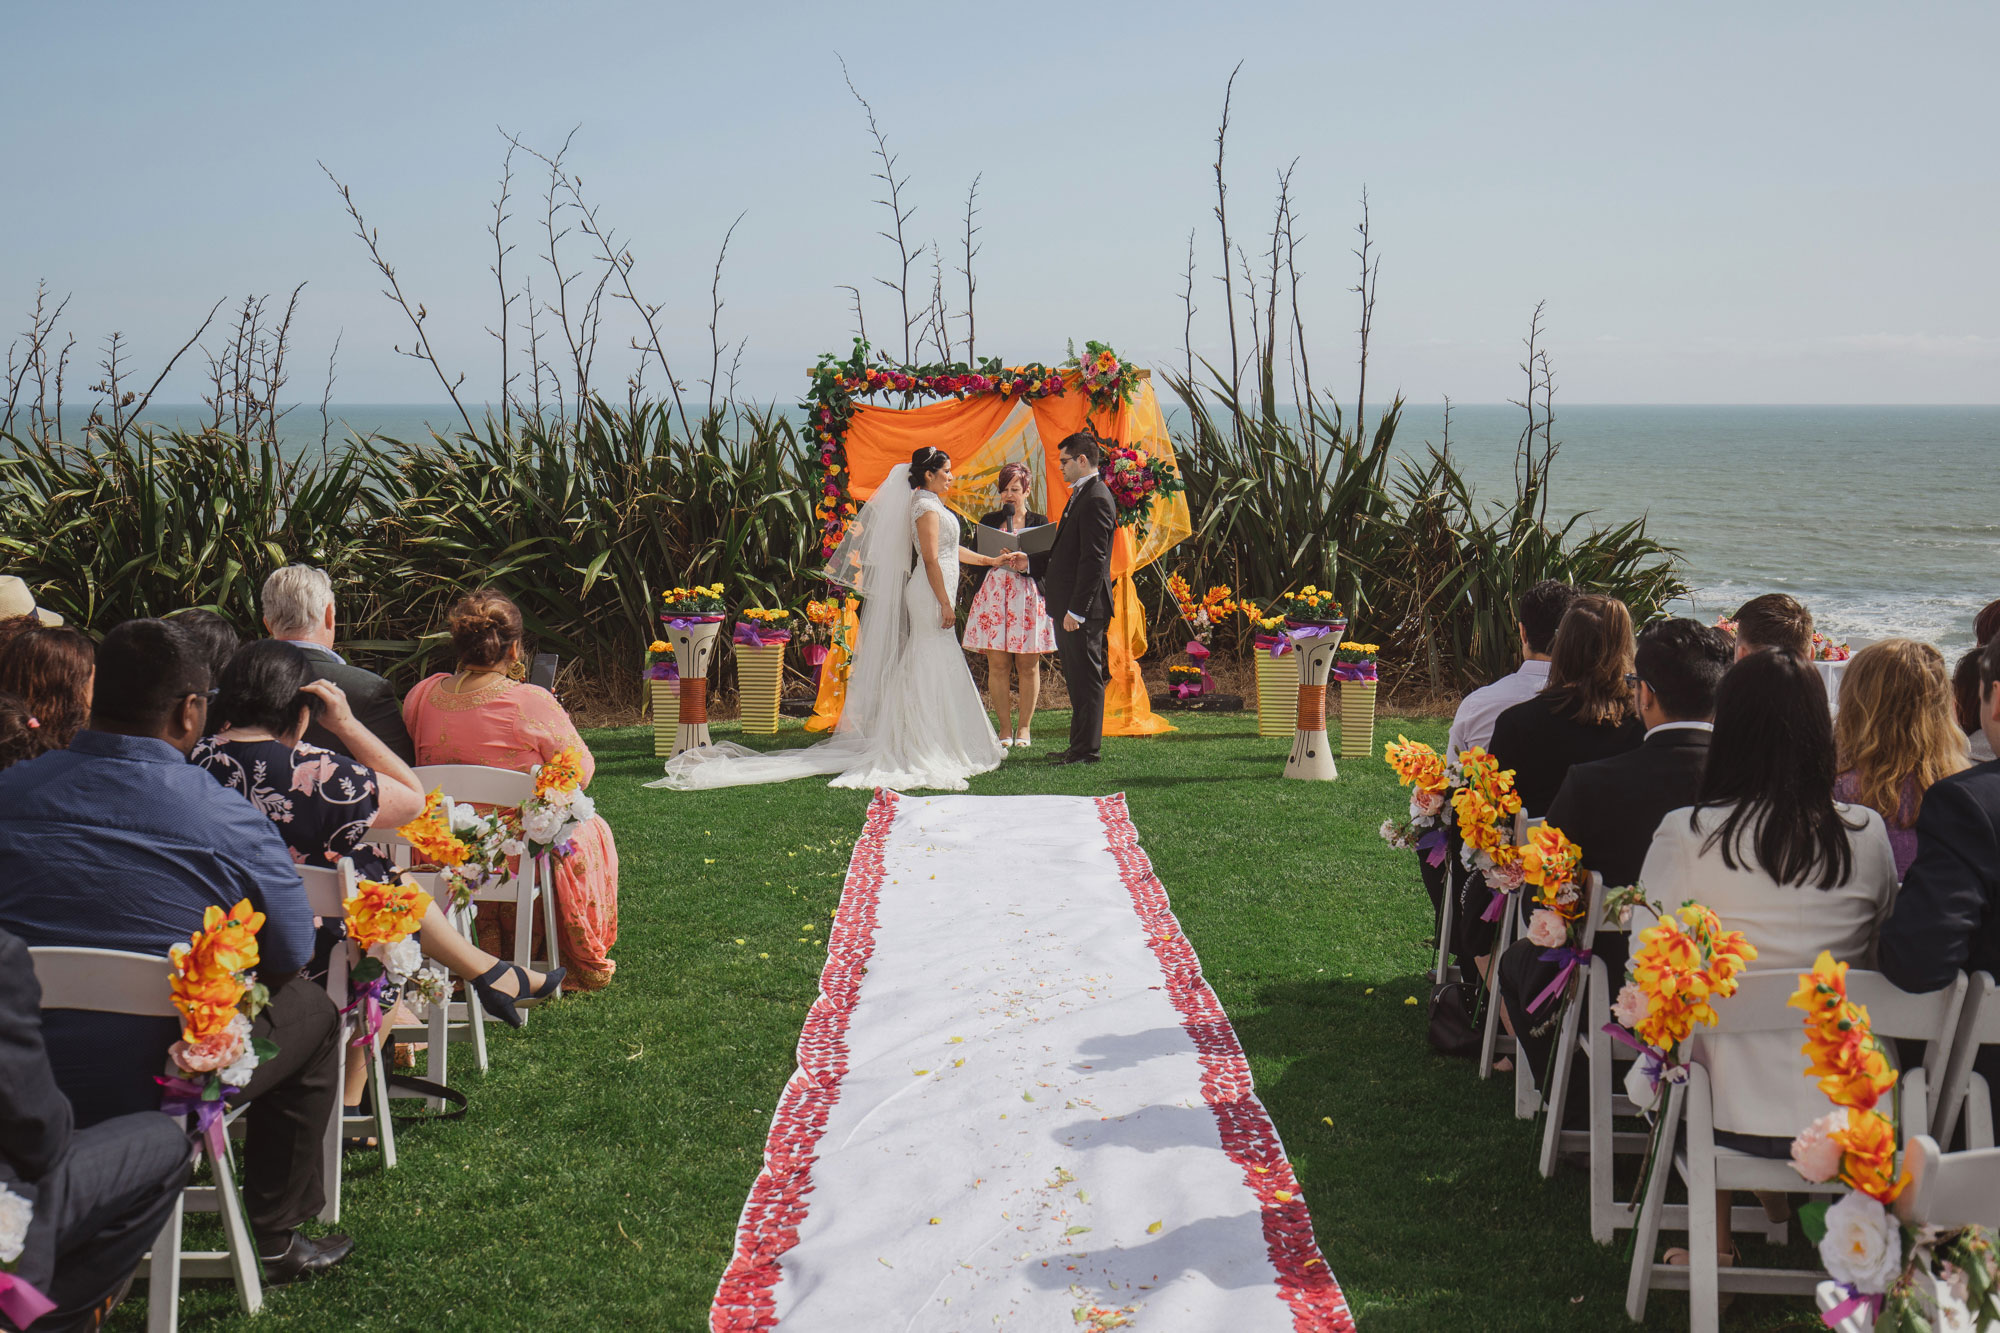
[908, 447, 948, 487]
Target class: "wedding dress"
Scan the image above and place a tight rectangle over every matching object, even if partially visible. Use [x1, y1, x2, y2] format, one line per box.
[645, 465, 1005, 792]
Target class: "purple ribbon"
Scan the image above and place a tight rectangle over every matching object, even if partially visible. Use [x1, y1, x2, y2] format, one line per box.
[733, 623, 793, 648]
[1170, 682, 1202, 700]
[1480, 889, 1508, 922]
[1254, 633, 1291, 659]
[1417, 828, 1449, 867]
[157, 1073, 239, 1162]
[1185, 641, 1211, 664]
[1528, 946, 1592, 1013]
[0, 1274, 56, 1328]
[1820, 1285, 1885, 1327]
[1332, 662, 1378, 681]
[663, 615, 724, 628]
[342, 974, 392, 1049]
[644, 661, 679, 681]
[1601, 1022, 1672, 1094]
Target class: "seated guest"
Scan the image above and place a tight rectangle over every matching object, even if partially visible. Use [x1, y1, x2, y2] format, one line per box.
[404, 589, 619, 990]
[1, 927, 192, 1333]
[0, 624, 94, 763]
[1641, 648, 1896, 1264]
[0, 619, 352, 1283]
[1976, 598, 2000, 650]
[1498, 617, 1731, 1090]
[195, 641, 563, 1028]
[1488, 593, 1645, 818]
[1833, 639, 1968, 879]
[1729, 592, 1813, 661]
[0, 690, 37, 772]
[262, 564, 416, 765]
[165, 606, 242, 706]
[1879, 636, 2000, 1112]
[0, 575, 64, 627]
[1956, 648, 1997, 764]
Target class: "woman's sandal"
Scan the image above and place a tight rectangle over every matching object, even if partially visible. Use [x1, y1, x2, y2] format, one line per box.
[1014, 731, 1031, 748]
[471, 962, 568, 1029]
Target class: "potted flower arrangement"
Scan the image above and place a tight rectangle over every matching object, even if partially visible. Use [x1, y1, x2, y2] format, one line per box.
[1334, 639, 1381, 758]
[646, 637, 679, 757]
[1240, 599, 1299, 738]
[660, 583, 727, 755]
[1253, 588, 1348, 780]
[734, 607, 794, 735]
[1165, 663, 1205, 700]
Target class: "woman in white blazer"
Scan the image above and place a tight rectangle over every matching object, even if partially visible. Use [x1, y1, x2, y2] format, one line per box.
[1638, 648, 1898, 1263]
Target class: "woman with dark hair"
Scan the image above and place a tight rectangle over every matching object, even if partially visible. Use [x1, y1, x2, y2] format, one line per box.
[403, 588, 619, 989]
[0, 624, 95, 762]
[1487, 593, 1645, 815]
[193, 641, 562, 1023]
[962, 460, 1055, 746]
[1956, 647, 1997, 763]
[1639, 648, 1897, 1266]
[0, 690, 38, 771]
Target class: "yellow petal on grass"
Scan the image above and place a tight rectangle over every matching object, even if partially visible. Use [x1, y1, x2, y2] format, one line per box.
[1321, 1116, 1334, 1126]
[758, 953, 769, 959]
[734, 938, 745, 945]
[1365, 988, 1375, 995]
[1404, 996, 1418, 1006]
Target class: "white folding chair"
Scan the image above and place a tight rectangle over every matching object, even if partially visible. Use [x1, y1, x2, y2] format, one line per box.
[1815, 1132, 2000, 1331]
[30, 947, 263, 1331]
[412, 763, 563, 979]
[298, 859, 398, 1197]
[1477, 814, 1537, 1120]
[1627, 969, 1968, 1333]
[1934, 970, 1998, 1149]
[371, 819, 492, 1095]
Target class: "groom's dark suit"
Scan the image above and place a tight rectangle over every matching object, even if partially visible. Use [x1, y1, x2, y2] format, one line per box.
[1029, 474, 1117, 760]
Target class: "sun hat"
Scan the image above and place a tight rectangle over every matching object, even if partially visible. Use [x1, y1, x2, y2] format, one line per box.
[0, 576, 64, 626]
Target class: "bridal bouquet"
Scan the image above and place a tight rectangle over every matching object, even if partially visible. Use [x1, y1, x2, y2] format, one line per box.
[1065, 339, 1141, 411]
[161, 900, 275, 1151]
[1785, 952, 2000, 1329]
[520, 747, 595, 858]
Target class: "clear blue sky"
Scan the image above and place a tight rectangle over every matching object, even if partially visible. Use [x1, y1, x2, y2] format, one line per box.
[8, 1, 1996, 406]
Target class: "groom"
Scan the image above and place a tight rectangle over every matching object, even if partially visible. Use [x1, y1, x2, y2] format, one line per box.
[1018, 431, 1116, 766]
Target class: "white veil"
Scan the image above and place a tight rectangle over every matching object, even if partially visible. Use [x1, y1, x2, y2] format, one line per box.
[644, 465, 918, 790]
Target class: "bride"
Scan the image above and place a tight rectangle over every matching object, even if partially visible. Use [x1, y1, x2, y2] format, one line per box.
[647, 447, 1012, 792]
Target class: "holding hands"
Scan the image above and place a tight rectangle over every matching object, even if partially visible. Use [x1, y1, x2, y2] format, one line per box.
[1002, 550, 1030, 572]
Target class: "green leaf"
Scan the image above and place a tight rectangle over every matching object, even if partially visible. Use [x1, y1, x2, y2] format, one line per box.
[250, 1037, 280, 1062]
[350, 956, 385, 984]
[1799, 1200, 1830, 1244]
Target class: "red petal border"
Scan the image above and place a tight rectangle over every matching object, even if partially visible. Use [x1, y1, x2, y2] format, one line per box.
[1095, 792, 1357, 1333]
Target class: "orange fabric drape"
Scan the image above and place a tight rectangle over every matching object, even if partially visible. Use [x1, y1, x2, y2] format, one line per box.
[818, 373, 1189, 738]
[804, 600, 861, 732]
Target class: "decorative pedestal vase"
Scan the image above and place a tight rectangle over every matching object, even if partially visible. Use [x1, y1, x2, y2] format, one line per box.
[648, 673, 679, 758]
[733, 625, 789, 736]
[1282, 621, 1347, 782]
[666, 618, 724, 757]
[1338, 677, 1378, 758]
[1253, 646, 1299, 738]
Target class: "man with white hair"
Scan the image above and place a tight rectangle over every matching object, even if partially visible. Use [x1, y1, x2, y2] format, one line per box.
[261, 565, 416, 764]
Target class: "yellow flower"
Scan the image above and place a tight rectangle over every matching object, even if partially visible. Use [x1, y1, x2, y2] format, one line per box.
[345, 878, 433, 950]
[648, 640, 669, 654]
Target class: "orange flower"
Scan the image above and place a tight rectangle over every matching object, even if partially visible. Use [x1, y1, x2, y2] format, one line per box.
[345, 878, 434, 950]
[534, 748, 584, 799]
[1383, 736, 1448, 793]
[1832, 1106, 1909, 1203]
[1520, 825, 1582, 904]
[398, 790, 468, 868]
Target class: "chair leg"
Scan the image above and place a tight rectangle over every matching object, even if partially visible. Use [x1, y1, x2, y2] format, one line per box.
[1972, 1074, 1994, 1150]
[318, 1035, 343, 1224]
[539, 853, 564, 973]
[427, 996, 450, 1112]
[209, 1141, 263, 1314]
[143, 1194, 185, 1333]
[511, 878, 535, 972]
[369, 1038, 398, 1169]
[1434, 877, 1456, 986]
[1478, 909, 1516, 1080]
[1625, 1081, 1683, 1321]
[1540, 1022, 1579, 1178]
[1687, 1153, 1721, 1333]
[1514, 1039, 1539, 1119]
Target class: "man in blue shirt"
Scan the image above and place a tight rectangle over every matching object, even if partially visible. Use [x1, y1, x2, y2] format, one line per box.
[0, 618, 353, 1284]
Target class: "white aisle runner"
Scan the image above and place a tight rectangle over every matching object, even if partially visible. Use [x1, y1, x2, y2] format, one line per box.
[712, 792, 1354, 1333]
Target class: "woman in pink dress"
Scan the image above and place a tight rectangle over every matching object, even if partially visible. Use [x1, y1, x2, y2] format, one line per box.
[403, 589, 620, 990]
[962, 462, 1056, 747]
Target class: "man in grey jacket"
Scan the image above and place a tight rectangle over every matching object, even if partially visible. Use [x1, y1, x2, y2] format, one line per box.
[260, 566, 416, 765]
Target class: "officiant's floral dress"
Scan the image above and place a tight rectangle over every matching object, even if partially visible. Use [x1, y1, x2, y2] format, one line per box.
[963, 510, 1055, 654]
[403, 675, 619, 989]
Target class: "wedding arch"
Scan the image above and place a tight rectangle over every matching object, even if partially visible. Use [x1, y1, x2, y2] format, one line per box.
[800, 341, 1192, 738]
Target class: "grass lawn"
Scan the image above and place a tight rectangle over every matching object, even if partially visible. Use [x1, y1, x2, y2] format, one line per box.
[134, 710, 1823, 1331]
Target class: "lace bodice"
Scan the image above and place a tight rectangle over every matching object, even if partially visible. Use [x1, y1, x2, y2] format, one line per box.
[912, 490, 959, 578]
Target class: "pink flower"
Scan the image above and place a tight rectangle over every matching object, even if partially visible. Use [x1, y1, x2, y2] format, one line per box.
[1410, 788, 1445, 819]
[1790, 1110, 1847, 1183]
[290, 754, 339, 795]
[172, 1026, 247, 1074]
[1612, 982, 1650, 1029]
[1526, 909, 1568, 950]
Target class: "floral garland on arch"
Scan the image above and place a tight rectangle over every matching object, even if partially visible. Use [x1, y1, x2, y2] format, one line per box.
[1788, 952, 2000, 1330]
[804, 339, 1069, 559]
[1065, 339, 1141, 412]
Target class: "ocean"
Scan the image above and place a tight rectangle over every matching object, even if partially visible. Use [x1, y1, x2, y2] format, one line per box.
[47, 402, 2000, 657]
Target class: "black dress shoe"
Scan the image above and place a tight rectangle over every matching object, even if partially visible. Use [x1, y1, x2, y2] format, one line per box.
[1048, 751, 1100, 766]
[257, 1230, 355, 1284]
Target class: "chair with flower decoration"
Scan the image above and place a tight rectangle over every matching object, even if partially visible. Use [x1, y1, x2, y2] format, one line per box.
[298, 858, 398, 1204]
[1477, 814, 1538, 1119]
[410, 763, 562, 979]
[1933, 970, 1999, 1149]
[1814, 1132, 2000, 1331]
[28, 947, 262, 1332]
[364, 838, 489, 1107]
[1625, 969, 1968, 1333]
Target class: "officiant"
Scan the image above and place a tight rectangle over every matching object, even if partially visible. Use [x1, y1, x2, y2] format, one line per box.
[963, 462, 1055, 748]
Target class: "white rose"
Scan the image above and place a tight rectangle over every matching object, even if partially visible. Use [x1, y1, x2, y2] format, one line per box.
[1526, 909, 1569, 950]
[1788, 1110, 1846, 1184]
[1819, 1191, 1904, 1294]
[522, 805, 566, 844]
[220, 1047, 260, 1089]
[501, 837, 527, 858]
[0, 1182, 32, 1264]
[567, 793, 595, 824]
[228, 1011, 253, 1040]
[380, 937, 424, 984]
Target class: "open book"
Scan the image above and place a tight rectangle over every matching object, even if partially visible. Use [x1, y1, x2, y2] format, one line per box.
[970, 521, 1059, 559]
